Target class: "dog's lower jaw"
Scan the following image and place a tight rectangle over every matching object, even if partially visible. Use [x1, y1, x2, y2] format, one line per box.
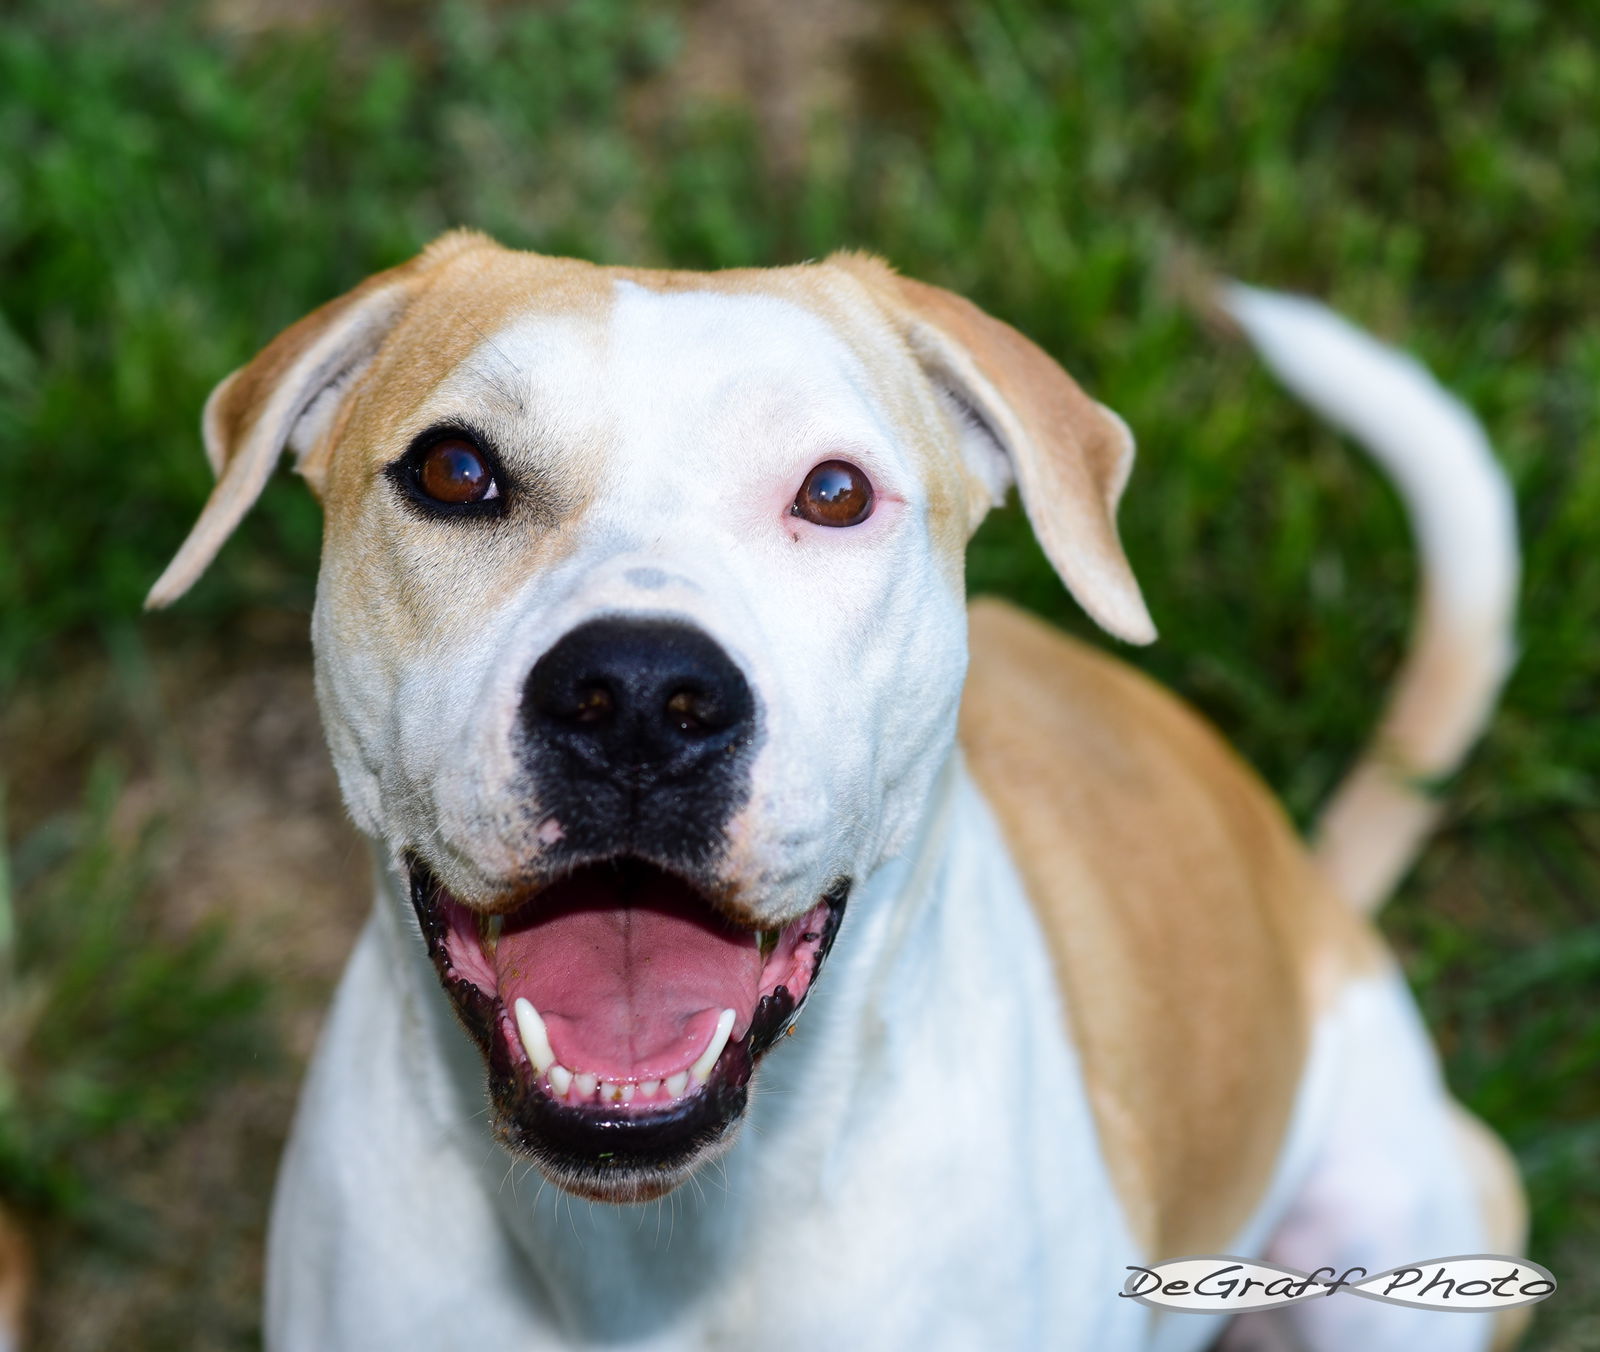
[499, 1121, 743, 1206]
[483, 1021, 755, 1205]
[407, 855, 850, 1201]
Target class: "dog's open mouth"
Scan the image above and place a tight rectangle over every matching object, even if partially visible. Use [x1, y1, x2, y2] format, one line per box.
[408, 856, 847, 1200]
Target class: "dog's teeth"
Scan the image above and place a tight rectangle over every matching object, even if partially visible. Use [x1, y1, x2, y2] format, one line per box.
[665, 1071, 689, 1098]
[513, 998, 555, 1074]
[600, 1081, 621, 1103]
[639, 1079, 660, 1098]
[574, 1072, 598, 1099]
[620, 1083, 636, 1103]
[476, 911, 503, 954]
[547, 1064, 572, 1097]
[689, 1008, 737, 1086]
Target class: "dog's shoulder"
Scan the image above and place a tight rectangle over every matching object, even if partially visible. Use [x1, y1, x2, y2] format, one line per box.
[959, 597, 1383, 1259]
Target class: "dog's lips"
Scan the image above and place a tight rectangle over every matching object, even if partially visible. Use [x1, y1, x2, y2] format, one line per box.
[407, 855, 845, 1191]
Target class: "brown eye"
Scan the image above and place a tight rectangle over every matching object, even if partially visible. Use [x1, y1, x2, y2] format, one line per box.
[792, 460, 874, 527]
[417, 437, 498, 505]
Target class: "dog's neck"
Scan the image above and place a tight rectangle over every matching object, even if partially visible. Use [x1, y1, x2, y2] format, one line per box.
[367, 751, 1110, 1340]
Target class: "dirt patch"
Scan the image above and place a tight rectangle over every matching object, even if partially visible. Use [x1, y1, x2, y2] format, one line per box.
[652, 0, 888, 172]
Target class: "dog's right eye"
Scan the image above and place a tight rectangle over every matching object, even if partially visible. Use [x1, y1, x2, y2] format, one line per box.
[415, 436, 500, 506]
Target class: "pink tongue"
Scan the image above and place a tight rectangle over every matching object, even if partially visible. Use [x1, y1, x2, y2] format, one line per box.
[493, 865, 761, 1081]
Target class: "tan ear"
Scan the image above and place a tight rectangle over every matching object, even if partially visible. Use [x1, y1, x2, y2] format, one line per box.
[869, 268, 1155, 645]
[145, 229, 492, 609]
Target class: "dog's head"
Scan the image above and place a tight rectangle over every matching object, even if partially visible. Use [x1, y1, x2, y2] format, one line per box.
[152, 231, 1152, 1202]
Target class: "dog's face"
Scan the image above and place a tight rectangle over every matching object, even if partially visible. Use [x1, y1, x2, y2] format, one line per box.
[151, 232, 1152, 1202]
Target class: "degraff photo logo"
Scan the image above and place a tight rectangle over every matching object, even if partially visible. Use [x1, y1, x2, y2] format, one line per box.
[1121, 1255, 1557, 1316]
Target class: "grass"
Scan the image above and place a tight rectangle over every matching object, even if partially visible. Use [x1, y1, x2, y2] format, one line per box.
[0, 763, 270, 1221]
[1, 0, 1596, 1345]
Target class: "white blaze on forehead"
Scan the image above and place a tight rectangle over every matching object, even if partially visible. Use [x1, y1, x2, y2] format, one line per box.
[603, 278, 874, 396]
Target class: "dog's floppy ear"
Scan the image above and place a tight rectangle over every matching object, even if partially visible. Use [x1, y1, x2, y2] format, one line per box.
[871, 268, 1156, 645]
[145, 230, 490, 609]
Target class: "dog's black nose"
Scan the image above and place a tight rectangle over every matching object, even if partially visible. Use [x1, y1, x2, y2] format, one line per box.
[523, 618, 754, 783]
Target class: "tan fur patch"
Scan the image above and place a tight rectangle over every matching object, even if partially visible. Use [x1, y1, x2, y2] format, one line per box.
[959, 598, 1378, 1257]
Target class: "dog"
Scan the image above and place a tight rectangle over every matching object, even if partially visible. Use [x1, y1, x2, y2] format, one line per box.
[149, 231, 1526, 1351]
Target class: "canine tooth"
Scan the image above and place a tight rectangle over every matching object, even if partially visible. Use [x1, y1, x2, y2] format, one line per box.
[574, 1072, 598, 1099]
[513, 998, 555, 1074]
[600, 1081, 621, 1103]
[689, 1008, 737, 1085]
[548, 1064, 573, 1097]
[665, 1071, 689, 1098]
[621, 1083, 636, 1102]
[639, 1079, 660, 1098]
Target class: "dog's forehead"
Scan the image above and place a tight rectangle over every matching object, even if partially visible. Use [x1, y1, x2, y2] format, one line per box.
[384, 251, 871, 388]
[456, 278, 893, 440]
[341, 250, 948, 468]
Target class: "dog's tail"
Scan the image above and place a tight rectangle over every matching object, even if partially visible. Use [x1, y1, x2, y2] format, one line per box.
[1219, 285, 1519, 914]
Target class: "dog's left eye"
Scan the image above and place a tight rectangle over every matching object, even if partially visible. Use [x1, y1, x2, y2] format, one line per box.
[792, 460, 874, 527]
[416, 436, 500, 505]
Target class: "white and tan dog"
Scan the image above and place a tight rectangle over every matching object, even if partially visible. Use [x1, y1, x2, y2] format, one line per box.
[150, 232, 1526, 1352]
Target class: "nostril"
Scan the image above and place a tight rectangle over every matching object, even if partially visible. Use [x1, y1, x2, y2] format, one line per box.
[664, 685, 726, 736]
[531, 675, 616, 726]
[569, 681, 615, 725]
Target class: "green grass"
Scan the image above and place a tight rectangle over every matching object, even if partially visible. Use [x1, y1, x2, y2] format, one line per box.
[2, 0, 1596, 1344]
[0, 760, 271, 1230]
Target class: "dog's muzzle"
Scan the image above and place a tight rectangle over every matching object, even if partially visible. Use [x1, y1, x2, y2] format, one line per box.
[406, 618, 850, 1201]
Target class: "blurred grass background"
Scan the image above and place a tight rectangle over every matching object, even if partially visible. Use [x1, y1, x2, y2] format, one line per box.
[1, 0, 1596, 1345]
